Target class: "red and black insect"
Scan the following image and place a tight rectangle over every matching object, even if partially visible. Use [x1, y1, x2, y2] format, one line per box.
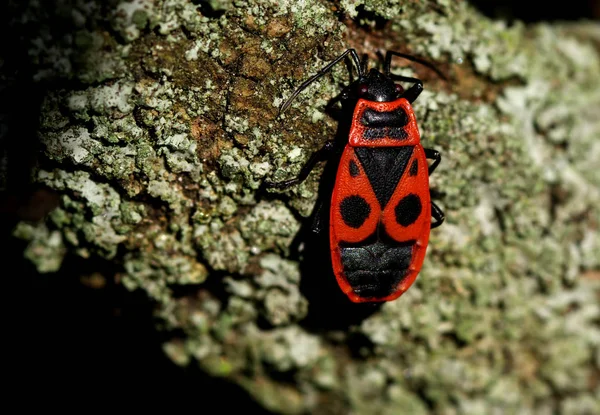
[266, 49, 445, 303]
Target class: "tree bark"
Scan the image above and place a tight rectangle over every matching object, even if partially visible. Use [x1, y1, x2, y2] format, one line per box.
[5, 1, 600, 413]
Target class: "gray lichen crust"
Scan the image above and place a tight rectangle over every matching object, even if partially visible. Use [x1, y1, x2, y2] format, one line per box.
[11, 0, 600, 413]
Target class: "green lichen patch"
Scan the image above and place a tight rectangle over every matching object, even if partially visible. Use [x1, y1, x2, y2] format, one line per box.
[110, 0, 155, 43]
[123, 250, 208, 300]
[35, 169, 127, 258]
[238, 201, 300, 255]
[194, 219, 249, 273]
[254, 254, 308, 326]
[13, 222, 66, 273]
[260, 326, 321, 372]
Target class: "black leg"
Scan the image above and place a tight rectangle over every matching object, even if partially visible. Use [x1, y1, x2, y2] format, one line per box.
[264, 141, 336, 189]
[431, 201, 445, 229]
[323, 85, 351, 120]
[424, 148, 441, 175]
[426, 149, 444, 229]
[310, 199, 327, 234]
[429, 188, 445, 199]
[400, 81, 423, 104]
[389, 74, 424, 103]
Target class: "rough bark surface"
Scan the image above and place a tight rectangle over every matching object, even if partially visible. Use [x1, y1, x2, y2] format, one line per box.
[5, 1, 600, 413]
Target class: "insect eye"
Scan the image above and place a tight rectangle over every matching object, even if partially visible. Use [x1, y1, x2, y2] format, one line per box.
[358, 84, 369, 96]
[395, 84, 404, 94]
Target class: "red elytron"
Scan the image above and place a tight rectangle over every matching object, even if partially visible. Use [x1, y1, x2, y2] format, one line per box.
[266, 49, 445, 303]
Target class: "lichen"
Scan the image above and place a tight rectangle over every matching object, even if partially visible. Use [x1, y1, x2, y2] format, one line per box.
[13, 222, 66, 273]
[10, 0, 600, 413]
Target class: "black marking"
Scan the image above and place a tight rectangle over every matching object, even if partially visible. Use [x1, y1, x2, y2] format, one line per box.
[388, 127, 408, 140]
[360, 108, 409, 140]
[340, 231, 415, 298]
[349, 160, 359, 177]
[363, 128, 386, 140]
[363, 126, 408, 140]
[360, 108, 408, 127]
[395, 194, 422, 226]
[409, 159, 418, 176]
[340, 195, 371, 228]
[354, 147, 413, 208]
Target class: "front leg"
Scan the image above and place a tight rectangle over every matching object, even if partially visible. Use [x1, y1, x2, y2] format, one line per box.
[399, 81, 423, 104]
[264, 141, 336, 189]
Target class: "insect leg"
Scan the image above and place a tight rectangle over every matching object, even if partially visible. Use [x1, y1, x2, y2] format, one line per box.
[424, 148, 441, 175]
[310, 200, 327, 234]
[264, 141, 336, 189]
[399, 81, 423, 104]
[389, 73, 424, 103]
[431, 201, 445, 229]
[426, 149, 444, 229]
[323, 84, 350, 120]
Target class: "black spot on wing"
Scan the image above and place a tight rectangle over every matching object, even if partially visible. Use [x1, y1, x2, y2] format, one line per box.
[395, 194, 422, 226]
[340, 195, 371, 228]
[355, 147, 414, 209]
[409, 159, 418, 176]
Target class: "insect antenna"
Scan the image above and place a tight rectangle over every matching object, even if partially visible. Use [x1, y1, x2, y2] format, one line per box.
[279, 48, 363, 114]
[360, 53, 369, 74]
[383, 51, 447, 81]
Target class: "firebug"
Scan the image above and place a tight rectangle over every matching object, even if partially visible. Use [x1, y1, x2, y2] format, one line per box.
[266, 49, 445, 303]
